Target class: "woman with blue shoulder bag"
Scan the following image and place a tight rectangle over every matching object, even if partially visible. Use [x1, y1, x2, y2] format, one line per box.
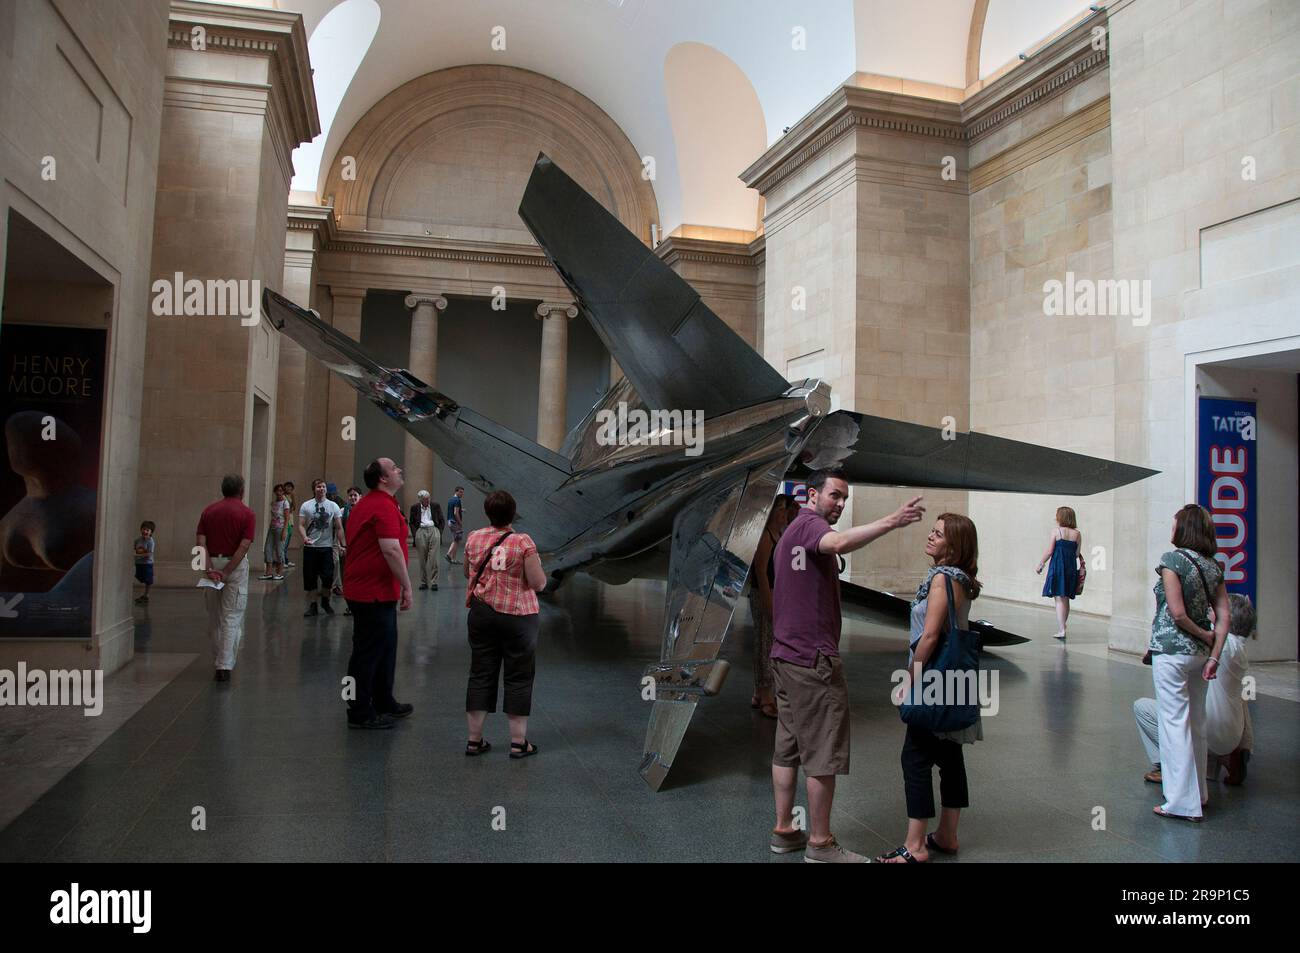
[878, 513, 982, 864]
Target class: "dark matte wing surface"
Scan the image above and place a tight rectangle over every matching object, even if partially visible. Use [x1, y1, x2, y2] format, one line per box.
[517, 154, 790, 420]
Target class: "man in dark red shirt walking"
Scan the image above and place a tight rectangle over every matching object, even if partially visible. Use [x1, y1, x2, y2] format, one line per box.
[342, 457, 415, 729]
[196, 474, 257, 683]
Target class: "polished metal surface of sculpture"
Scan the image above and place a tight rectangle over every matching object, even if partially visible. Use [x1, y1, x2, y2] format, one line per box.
[263, 153, 1156, 790]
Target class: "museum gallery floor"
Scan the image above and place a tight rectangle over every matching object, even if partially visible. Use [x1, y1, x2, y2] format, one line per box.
[0, 570, 1294, 864]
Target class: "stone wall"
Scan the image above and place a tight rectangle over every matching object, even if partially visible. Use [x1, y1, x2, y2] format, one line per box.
[966, 65, 1118, 614]
[0, 0, 170, 674]
[137, 2, 317, 587]
[745, 86, 971, 593]
[1105, 0, 1300, 655]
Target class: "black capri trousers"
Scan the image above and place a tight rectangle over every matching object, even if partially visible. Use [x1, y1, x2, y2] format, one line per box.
[901, 723, 969, 819]
[465, 598, 539, 716]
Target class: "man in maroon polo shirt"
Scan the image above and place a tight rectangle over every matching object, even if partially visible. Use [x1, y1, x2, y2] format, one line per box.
[342, 457, 415, 729]
[768, 468, 924, 862]
[195, 474, 257, 683]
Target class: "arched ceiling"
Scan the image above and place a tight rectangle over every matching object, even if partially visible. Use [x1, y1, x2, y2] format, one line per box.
[261, 0, 1096, 234]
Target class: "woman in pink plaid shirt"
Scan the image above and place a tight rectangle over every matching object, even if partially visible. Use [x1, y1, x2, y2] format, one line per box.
[463, 490, 547, 759]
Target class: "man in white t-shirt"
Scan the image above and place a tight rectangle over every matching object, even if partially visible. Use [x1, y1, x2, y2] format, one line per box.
[299, 478, 345, 617]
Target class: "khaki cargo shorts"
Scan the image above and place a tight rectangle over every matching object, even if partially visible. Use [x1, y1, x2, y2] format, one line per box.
[771, 652, 850, 776]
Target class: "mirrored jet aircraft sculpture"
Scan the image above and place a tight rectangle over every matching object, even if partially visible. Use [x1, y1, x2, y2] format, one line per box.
[262, 153, 1157, 790]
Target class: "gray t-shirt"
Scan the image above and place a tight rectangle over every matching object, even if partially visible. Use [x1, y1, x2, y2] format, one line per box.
[134, 536, 154, 565]
[300, 498, 342, 548]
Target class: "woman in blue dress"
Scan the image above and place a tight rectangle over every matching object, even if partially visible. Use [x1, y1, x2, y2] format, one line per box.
[1036, 506, 1085, 640]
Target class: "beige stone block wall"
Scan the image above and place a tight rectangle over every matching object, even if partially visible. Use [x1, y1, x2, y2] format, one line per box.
[274, 221, 321, 506]
[1105, 0, 1300, 656]
[850, 146, 971, 595]
[760, 124, 970, 594]
[655, 239, 761, 347]
[967, 90, 1119, 616]
[0, 0, 169, 674]
[137, 6, 316, 587]
[140, 101, 270, 586]
[323, 288, 364, 489]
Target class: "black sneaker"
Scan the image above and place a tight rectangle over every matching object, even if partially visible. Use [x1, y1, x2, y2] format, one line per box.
[214, 669, 231, 682]
[321, 598, 335, 615]
[418, 583, 428, 590]
[382, 703, 414, 719]
[304, 603, 318, 617]
[348, 714, 395, 730]
[430, 584, 438, 592]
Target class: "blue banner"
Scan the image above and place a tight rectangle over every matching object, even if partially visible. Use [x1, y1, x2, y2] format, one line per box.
[1197, 397, 1257, 606]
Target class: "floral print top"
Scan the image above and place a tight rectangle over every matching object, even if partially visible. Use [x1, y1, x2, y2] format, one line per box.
[1150, 549, 1223, 657]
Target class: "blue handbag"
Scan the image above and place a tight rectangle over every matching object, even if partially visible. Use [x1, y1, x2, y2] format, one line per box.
[899, 574, 982, 733]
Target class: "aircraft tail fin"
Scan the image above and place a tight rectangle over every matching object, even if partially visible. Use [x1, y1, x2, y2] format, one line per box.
[518, 153, 790, 422]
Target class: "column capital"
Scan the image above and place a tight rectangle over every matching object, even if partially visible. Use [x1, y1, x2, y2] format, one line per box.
[405, 293, 448, 311]
[166, 2, 320, 183]
[536, 301, 579, 319]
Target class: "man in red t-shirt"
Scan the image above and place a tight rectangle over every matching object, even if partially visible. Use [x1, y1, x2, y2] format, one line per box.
[195, 474, 257, 683]
[342, 457, 414, 729]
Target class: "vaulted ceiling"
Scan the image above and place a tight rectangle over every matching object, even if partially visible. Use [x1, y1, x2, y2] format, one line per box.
[247, 0, 1093, 234]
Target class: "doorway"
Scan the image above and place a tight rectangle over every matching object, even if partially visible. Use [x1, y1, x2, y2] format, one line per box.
[1191, 344, 1300, 661]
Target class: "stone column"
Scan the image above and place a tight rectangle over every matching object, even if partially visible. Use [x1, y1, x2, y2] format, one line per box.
[403, 292, 447, 503]
[324, 287, 367, 487]
[741, 84, 970, 593]
[536, 302, 578, 451]
[136, 3, 317, 588]
[277, 206, 332, 496]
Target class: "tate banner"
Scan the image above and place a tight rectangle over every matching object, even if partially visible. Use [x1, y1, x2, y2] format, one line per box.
[0, 324, 106, 638]
[1196, 396, 1257, 607]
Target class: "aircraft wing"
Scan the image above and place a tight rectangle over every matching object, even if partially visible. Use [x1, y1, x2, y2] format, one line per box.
[839, 581, 1030, 647]
[809, 410, 1157, 494]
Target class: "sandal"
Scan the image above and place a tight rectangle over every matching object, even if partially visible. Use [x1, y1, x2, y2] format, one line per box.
[1144, 768, 1162, 784]
[759, 702, 778, 719]
[876, 845, 921, 863]
[926, 832, 957, 855]
[1153, 806, 1201, 823]
[465, 739, 491, 756]
[509, 740, 539, 759]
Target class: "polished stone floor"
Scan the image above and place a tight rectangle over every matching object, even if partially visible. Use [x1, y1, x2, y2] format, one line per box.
[1, 564, 1297, 863]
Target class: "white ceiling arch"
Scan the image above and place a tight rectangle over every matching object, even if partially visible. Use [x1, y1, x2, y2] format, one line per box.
[979, 0, 1094, 79]
[663, 42, 766, 233]
[290, 0, 380, 192]
[270, 0, 1101, 232]
[853, 0, 977, 89]
[279, 0, 854, 235]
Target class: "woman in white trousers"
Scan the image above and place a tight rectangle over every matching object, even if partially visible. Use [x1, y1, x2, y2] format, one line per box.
[1146, 505, 1228, 822]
